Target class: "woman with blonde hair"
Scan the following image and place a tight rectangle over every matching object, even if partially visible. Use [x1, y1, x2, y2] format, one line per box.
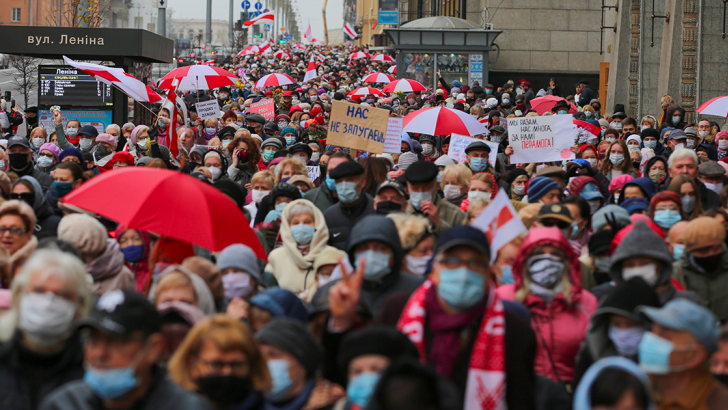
[387, 214, 434, 277]
[441, 163, 472, 207]
[169, 314, 272, 409]
[275, 158, 308, 185]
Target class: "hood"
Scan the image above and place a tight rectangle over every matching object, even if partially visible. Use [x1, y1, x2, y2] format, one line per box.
[86, 239, 126, 282]
[18, 175, 49, 215]
[279, 199, 331, 270]
[663, 104, 684, 123]
[572, 357, 655, 410]
[202, 150, 228, 178]
[346, 214, 403, 278]
[619, 178, 656, 203]
[698, 143, 718, 161]
[401, 132, 414, 152]
[511, 227, 583, 294]
[609, 221, 673, 287]
[567, 175, 606, 199]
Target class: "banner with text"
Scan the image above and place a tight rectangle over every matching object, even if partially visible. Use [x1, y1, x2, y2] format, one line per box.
[327, 100, 389, 154]
[449, 134, 498, 167]
[250, 98, 275, 120]
[383, 117, 404, 154]
[506, 115, 574, 164]
[195, 100, 222, 121]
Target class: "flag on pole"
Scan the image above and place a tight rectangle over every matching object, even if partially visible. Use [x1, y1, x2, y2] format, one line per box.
[304, 21, 312, 42]
[244, 11, 274, 27]
[372, 20, 379, 31]
[344, 23, 357, 40]
[470, 189, 527, 263]
[162, 77, 187, 160]
[303, 56, 317, 83]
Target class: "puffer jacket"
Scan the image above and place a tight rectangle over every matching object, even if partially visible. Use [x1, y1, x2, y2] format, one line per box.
[324, 192, 375, 250]
[497, 227, 597, 383]
[674, 245, 728, 321]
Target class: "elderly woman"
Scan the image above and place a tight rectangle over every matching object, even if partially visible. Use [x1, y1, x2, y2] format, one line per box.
[169, 314, 272, 409]
[441, 163, 472, 207]
[115, 226, 151, 292]
[281, 126, 299, 147]
[0, 250, 93, 408]
[245, 171, 275, 227]
[0, 200, 38, 285]
[226, 132, 261, 189]
[36, 143, 60, 174]
[264, 199, 339, 296]
[275, 158, 308, 185]
[128, 125, 173, 162]
[148, 264, 216, 315]
[460, 172, 498, 211]
[203, 150, 229, 182]
[387, 214, 434, 277]
[57, 213, 134, 295]
[28, 126, 48, 152]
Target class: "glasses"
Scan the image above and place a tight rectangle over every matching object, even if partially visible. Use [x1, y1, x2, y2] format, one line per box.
[436, 256, 487, 273]
[10, 193, 32, 202]
[539, 219, 571, 230]
[199, 359, 249, 373]
[0, 226, 27, 236]
[38, 153, 54, 158]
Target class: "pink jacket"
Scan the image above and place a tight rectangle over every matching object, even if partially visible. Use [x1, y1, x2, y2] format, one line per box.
[496, 227, 597, 383]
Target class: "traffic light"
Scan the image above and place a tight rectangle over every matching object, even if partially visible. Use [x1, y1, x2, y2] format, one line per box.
[354, 25, 363, 40]
[253, 33, 263, 38]
[235, 20, 243, 30]
[279, 39, 286, 44]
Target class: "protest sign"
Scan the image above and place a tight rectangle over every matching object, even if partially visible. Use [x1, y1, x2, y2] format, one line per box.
[470, 189, 527, 262]
[383, 117, 403, 154]
[306, 165, 321, 182]
[326, 100, 389, 154]
[195, 100, 222, 121]
[449, 134, 498, 167]
[251, 98, 275, 120]
[192, 144, 221, 152]
[506, 115, 574, 164]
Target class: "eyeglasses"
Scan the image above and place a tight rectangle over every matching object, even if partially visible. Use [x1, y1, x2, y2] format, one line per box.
[538, 219, 571, 230]
[38, 153, 54, 158]
[436, 256, 487, 273]
[199, 359, 249, 373]
[0, 226, 27, 236]
[10, 193, 32, 202]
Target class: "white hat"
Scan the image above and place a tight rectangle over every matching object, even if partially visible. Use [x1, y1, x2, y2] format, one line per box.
[486, 98, 499, 108]
[434, 155, 456, 167]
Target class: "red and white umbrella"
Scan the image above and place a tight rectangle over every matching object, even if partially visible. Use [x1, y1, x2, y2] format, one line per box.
[387, 65, 397, 74]
[371, 54, 395, 62]
[403, 107, 489, 136]
[158, 65, 237, 91]
[529, 95, 578, 115]
[697, 95, 728, 117]
[349, 87, 384, 97]
[255, 73, 295, 89]
[63, 56, 162, 103]
[362, 72, 395, 83]
[237, 45, 262, 56]
[350, 51, 371, 59]
[383, 79, 426, 93]
[202, 60, 215, 65]
[273, 50, 291, 59]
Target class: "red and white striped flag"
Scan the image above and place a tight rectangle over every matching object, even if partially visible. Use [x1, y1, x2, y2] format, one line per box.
[163, 77, 187, 160]
[303, 56, 317, 83]
[344, 23, 357, 39]
[304, 21, 312, 42]
[259, 41, 271, 53]
[244, 11, 274, 27]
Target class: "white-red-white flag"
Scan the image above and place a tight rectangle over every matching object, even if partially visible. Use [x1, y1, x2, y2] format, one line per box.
[244, 11, 274, 27]
[304, 21, 312, 41]
[162, 77, 188, 160]
[303, 56, 317, 83]
[344, 23, 357, 39]
[470, 189, 527, 262]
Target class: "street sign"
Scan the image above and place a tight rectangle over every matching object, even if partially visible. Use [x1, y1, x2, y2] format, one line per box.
[157, 0, 167, 8]
[242, 0, 250, 9]
[264, 24, 270, 31]
[254, 2, 262, 10]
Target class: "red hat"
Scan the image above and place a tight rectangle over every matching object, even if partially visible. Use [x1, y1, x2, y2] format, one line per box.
[310, 107, 323, 117]
[289, 105, 303, 114]
[283, 91, 292, 97]
[265, 91, 273, 97]
[111, 151, 135, 166]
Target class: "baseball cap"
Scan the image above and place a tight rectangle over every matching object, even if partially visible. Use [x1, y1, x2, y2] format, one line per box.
[639, 298, 720, 354]
[78, 289, 162, 337]
[536, 203, 574, 225]
[375, 180, 405, 197]
[435, 225, 490, 259]
[7, 136, 30, 149]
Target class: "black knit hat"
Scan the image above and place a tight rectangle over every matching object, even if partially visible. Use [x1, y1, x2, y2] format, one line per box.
[338, 325, 419, 379]
[257, 318, 323, 378]
[594, 277, 660, 321]
[271, 183, 302, 203]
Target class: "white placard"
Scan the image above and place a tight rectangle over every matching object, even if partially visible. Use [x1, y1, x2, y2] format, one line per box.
[506, 115, 574, 164]
[383, 118, 403, 154]
[195, 100, 222, 121]
[306, 165, 321, 182]
[449, 134, 498, 167]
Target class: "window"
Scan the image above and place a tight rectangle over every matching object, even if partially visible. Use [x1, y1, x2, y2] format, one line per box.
[11, 8, 21, 22]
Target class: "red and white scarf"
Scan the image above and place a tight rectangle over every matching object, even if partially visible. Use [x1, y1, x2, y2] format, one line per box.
[397, 280, 507, 410]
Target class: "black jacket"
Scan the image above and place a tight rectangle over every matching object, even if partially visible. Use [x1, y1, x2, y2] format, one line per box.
[13, 163, 53, 193]
[657, 175, 721, 210]
[323, 193, 375, 251]
[19, 176, 61, 240]
[578, 86, 596, 108]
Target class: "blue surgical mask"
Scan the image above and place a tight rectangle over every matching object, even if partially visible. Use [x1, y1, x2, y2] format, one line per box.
[37, 156, 53, 168]
[638, 331, 675, 374]
[222, 139, 232, 147]
[585, 111, 593, 118]
[644, 140, 657, 149]
[237, 122, 244, 127]
[486, 89, 492, 95]
[267, 360, 294, 402]
[66, 127, 78, 136]
[355, 249, 392, 282]
[672, 116, 681, 125]
[205, 127, 217, 136]
[347, 372, 380, 408]
[285, 136, 296, 146]
[275, 202, 288, 216]
[335, 180, 359, 204]
[653, 210, 682, 229]
[326, 175, 337, 192]
[502, 99, 510, 105]
[290, 224, 315, 245]
[409, 190, 432, 211]
[84, 365, 139, 400]
[470, 157, 488, 172]
[608, 324, 645, 356]
[437, 267, 486, 310]
[121, 244, 145, 263]
[673, 243, 685, 261]
[157, 119, 167, 128]
[557, 110, 568, 115]
[499, 265, 515, 285]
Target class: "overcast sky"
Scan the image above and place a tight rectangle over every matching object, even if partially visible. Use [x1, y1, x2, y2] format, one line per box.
[171, 0, 342, 40]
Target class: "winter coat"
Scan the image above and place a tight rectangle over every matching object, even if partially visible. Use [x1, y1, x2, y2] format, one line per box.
[114, 226, 152, 293]
[12, 163, 53, 193]
[577, 86, 596, 108]
[304, 180, 338, 214]
[657, 175, 721, 211]
[497, 227, 598, 383]
[20, 176, 61, 240]
[0, 332, 84, 410]
[323, 193, 375, 250]
[674, 245, 728, 321]
[86, 239, 135, 296]
[661, 104, 687, 131]
[265, 199, 340, 296]
[227, 163, 256, 187]
[572, 357, 656, 410]
[405, 193, 467, 234]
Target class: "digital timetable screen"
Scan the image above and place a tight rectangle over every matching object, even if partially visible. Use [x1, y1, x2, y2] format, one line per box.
[38, 66, 114, 107]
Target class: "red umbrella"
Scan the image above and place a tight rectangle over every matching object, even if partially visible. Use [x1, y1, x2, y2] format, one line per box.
[529, 95, 578, 115]
[362, 73, 395, 83]
[62, 167, 267, 258]
[383, 79, 426, 93]
[403, 107, 489, 136]
[158, 65, 237, 91]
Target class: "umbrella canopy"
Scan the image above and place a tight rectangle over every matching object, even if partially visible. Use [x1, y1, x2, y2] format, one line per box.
[63, 167, 267, 257]
[273, 50, 291, 59]
[383, 79, 426, 93]
[158, 65, 237, 91]
[697, 95, 728, 117]
[349, 87, 384, 97]
[403, 106, 489, 137]
[350, 51, 371, 59]
[371, 54, 395, 62]
[387, 65, 397, 74]
[255, 73, 295, 89]
[529, 95, 578, 115]
[63, 56, 162, 104]
[362, 73, 395, 83]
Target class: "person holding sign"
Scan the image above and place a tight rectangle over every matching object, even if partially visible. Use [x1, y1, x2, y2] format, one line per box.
[404, 161, 466, 233]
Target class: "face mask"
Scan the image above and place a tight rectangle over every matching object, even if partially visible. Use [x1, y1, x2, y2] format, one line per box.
[649, 169, 666, 184]
[207, 166, 222, 181]
[499, 265, 515, 284]
[639, 331, 696, 374]
[52, 181, 75, 198]
[535, 164, 548, 172]
[693, 252, 722, 271]
[470, 157, 488, 172]
[66, 127, 78, 136]
[699, 130, 709, 138]
[347, 372, 380, 409]
[252, 189, 270, 204]
[300, 120, 307, 128]
[443, 184, 462, 200]
[0, 160, 5, 170]
[311, 152, 320, 163]
[355, 249, 392, 281]
[290, 224, 315, 245]
[653, 210, 681, 229]
[606, 137, 616, 143]
[79, 138, 93, 151]
[557, 110, 568, 115]
[325, 175, 337, 192]
[84, 362, 140, 400]
[437, 266, 486, 310]
[274, 202, 288, 216]
[622, 263, 658, 286]
[502, 99, 510, 105]
[223, 272, 254, 300]
[486, 90, 493, 95]
[720, 140, 728, 150]
[686, 140, 696, 149]
[609, 154, 624, 166]
[585, 111, 593, 118]
[527, 254, 565, 288]
[197, 375, 253, 407]
[643, 140, 657, 149]
[205, 128, 217, 136]
[37, 155, 53, 168]
[8, 152, 28, 171]
[32, 137, 45, 148]
[612, 122, 622, 130]
[512, 185, 526, 196]
[609, 325, 645, 356]
[587, 199, 602, 215]
[672, 243, 685, 261]
[285, 136, 296, 146]
[594, 256, 611, 272]
[407, 98, 416, 104]
[705, 182, 723, 195]
[405, 254, 430, 276]
[586, 158, 598, 168]
[422, 144, 433, 155]
[121, 244, 145, 263]
[335, 180, 359, 204]
[267, 359, 295, 401]
[672, 116, 681, 125]
[490, 136, 503, 144]
[409, 190, 432, 211]
[137, 138, 148, 149]
[263, 150, 275, 162]
[19, 292, 77, 347]
[94, 145, 109, 159]
[237, 122, 244, 127]
[468, 190, 490, 202]
[375, 200, 403, 215]
[674, 143, 685, 150]
[222, 139, 232, 149]
[681, 195, 695, 213]
[157, 118, 168, 128]
[278, 121, 288, 129]
[309, 95, 318, 101]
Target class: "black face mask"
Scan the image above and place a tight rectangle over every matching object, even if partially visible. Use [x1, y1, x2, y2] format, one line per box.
[196, 375, 253, 407]
[9, 152, 29, 171]
[693, 252, 722, 272]
[632, 161, 640, 169]
[714, 374, 728, 387]
[94, 145, 109, 158]
[320, 164, 327, 176]
[26, 117, 38, 126]
[376, 200, 403, 215]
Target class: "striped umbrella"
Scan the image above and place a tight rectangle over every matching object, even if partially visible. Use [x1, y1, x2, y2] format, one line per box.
[63, 56, 163, 103]
[371, 54, 395, 62]
[273, 50, 292, 59]
[403, 107, 489, 137]
[383, 79, 426, 93]
[349, 87, 384, 97]
[349, 51, 371, 59]
[697, 95, 728, 117]
[158, 65, 237, 91]
[387, 65, 397, 74]
[255, 73, 295, 89]
[362, 72, 395, 83]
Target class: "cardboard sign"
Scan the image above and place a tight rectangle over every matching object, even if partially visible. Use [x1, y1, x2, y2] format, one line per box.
[250, 98, 275, 120]
[327, 100, 389, 154]
[470, 189, 527, 262]
[383, 117, 403, 154]
[506, 115, 574, 164]
[449, 134, 498, 167]
[195, 100, 222, 121]
[307, 165, 321, 182]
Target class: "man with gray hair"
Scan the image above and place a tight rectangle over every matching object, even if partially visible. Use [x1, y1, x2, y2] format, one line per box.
[660, 148, 721, 209]
[104, 124, 125, 152]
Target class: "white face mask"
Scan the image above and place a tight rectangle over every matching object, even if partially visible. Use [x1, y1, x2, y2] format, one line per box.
[405, 254, 431, 276]
[137, 138, 148, 149]
[32, 137, 45, 148]
[311, 152, 320, 163]
[468, 190, 490, 201]
[19, 292, 77, 347]
[705, 182, 723, 195]
[699, 130, 709, 138]
[719, 140, 728, 150]
[673, 143, 685, 150]
[252, 189, 270, 204]
[622, 263, 658, 286]
[443, 184, 462, 200]
[586, 158, 598, 168]
[207, 166, 222, 180]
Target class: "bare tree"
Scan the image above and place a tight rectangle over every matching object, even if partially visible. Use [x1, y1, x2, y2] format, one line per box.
[9, 56, 39, 109]
[42, 0, 112, 27]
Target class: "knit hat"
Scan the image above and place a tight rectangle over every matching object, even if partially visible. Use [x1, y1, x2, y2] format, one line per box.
[434, 155, 456, 167]
[620, 197, 650, 215]
[312, 247, 348, 273]
[58, 213, 108, 254]
[608, 174, 635, 194]
[591, 205, 631, 232]
[337, 325, 419, 377]
[280, 126, 299, 138]
[249, 288, 307, 323]
[684, 217, 726, 252]
[261, 138, 283, 150]
[610, 221, 673, 286]
[257, 317, 323, 378]
[593, 277, 660, 322]
[58, 148, 84, 164]
[39, 143, 61, 161]
[95, 133, 118, 149]
[397, 152, 418, 171]
[526, 177, 560, 203]
[216, 244, 261, 282]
